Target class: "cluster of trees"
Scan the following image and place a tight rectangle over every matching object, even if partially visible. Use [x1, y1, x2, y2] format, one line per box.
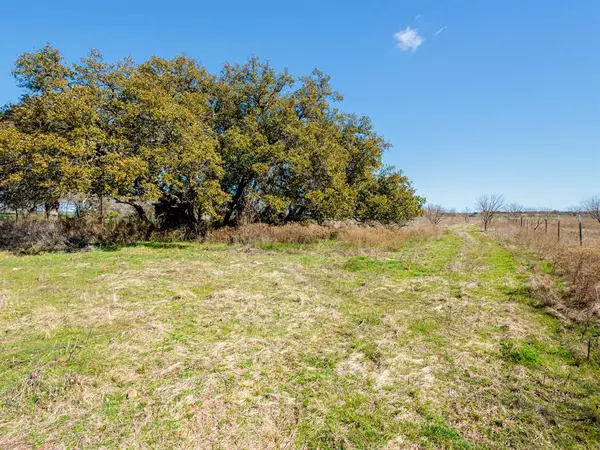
[413, 194, 600, 232]
[424, 196, 508, 229]
[476, 194, 600, 231]
[0, 45, 424, 231]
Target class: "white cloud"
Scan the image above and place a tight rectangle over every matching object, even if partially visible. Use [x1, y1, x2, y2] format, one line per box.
[434, 25, 448, 36]
[393, 26, 424, 52]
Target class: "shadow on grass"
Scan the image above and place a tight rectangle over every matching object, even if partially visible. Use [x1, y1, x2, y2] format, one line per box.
[139, 241, 191, 249]
[95, 241, 192, 252]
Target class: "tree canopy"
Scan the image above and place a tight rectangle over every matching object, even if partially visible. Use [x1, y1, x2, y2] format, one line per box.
[0, 45, 424, 229]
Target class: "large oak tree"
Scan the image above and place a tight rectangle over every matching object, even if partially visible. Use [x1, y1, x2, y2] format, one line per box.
[0, 45, 424, 230]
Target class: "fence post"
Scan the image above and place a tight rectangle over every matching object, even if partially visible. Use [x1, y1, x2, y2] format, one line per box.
[579, 214, 583, 246]
[557, 216, 560, 241]
[520, 217, 523, 228]
[544, 218, 548, 233]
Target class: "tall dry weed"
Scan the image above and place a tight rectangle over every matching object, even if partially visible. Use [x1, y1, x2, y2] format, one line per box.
[206, 223, 333, 245]
[495, 221, 600, 318]
[206, 222, 437, 248]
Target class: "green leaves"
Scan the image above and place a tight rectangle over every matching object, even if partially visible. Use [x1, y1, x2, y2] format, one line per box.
[1, 47, 424, 228]
[12, 44, 72, 93]
[357, 168, 425, 224]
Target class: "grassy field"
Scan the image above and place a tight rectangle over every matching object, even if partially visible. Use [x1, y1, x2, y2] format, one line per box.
[1, 226, 600, 449]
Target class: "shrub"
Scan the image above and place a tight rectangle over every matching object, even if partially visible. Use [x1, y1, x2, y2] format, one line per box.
[0, 220, 90, 254]
[0, 218, 153, 254]
[0, 218, 433, 255]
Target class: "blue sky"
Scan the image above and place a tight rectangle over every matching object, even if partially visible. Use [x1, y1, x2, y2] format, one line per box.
[1, 0, 598, 209]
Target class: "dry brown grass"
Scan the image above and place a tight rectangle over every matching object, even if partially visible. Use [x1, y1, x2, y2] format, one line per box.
[558, 248, 600, 312]
[337, 224, 441, 250]
[1, 217, 444, 254]
[206, 221, 442, 249]
[206, 222, 333, 244]
[493, 219, 600, 319]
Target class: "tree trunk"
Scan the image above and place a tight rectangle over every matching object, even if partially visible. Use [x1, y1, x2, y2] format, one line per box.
[222, 180, 248, 226]
[99, 195, 104, 226]
[116, 200, 148, 221]
[286, 205, 306, 223]
[132, 204, 147, 221]
[44, 202, 59, 220]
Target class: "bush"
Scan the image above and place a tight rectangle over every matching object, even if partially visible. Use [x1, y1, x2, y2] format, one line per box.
[0, 218, 433, 255]
[0, 218, 153, 254]
[0, 220, 90, 254]
[557, 249, 600, 312]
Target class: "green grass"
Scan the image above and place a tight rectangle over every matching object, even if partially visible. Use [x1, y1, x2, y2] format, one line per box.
[1, 228, 600, 448]
[500, 339, 543, 366]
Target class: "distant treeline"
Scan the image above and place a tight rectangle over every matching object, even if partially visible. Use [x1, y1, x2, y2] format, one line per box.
[0, 45, 424, 232]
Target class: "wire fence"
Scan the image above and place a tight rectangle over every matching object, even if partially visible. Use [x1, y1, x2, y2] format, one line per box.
[507, 214, 600, 248]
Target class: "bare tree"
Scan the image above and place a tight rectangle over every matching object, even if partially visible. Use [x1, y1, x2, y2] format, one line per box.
[538, 208, 554, 223]
[528, 208, 554, 231]
[476, 194, 505, 231]
[504, 203, 523, 222]
[583, 195, 600, 224]
[423, 204, 446, 225]
[566, 205, 581, 217]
